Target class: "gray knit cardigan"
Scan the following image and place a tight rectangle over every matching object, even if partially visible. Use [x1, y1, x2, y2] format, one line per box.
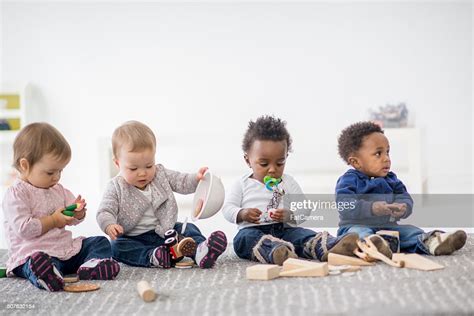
[96, 164, 198, 237]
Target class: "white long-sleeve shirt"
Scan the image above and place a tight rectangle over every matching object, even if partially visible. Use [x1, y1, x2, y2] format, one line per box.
[221, 172, 307, 230]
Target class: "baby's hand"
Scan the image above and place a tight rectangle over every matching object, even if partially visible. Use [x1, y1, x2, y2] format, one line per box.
[106, 224, 124, 240]
[269, 209, 290, 223]
[389, 203, 407, 219]
[196, 167, 208, 181]
[51, 207, 75, 228]
[73, 195, 87, 220]
[371, 201, 393, 216]
[238, 208, 262, 224]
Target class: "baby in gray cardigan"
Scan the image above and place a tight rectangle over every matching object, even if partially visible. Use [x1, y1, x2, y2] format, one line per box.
[96, 121, 227, 269]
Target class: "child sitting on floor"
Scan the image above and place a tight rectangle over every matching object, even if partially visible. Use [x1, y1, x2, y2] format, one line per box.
[96, 120, 227, 269]
[222, 115, 359, 265]
[2, 122, 119, 291]
[336, 121, 467, 257]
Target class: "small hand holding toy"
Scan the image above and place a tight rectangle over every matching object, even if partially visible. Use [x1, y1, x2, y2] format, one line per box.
[51, 207, 75, 228]
[240, 208, 262, 224]
[269, 208, 290, 222]
[389, 203, 407, 219]
[371, 201, 393, 216]
[196, 167, 209, 181]
[62, 195, 87, 220]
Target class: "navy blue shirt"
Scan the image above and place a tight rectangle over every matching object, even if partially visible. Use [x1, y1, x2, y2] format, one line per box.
[335, 169, 413, 226]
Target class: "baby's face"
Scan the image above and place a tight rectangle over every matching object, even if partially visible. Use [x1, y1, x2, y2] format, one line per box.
[21, 154, 69, 189]
[351, 132, 391, 178]
[115, 147, 156, 190]
[245, 140, 287, 183]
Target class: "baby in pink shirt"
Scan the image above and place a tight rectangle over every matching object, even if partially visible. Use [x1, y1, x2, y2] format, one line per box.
[2, 122, 120, 291]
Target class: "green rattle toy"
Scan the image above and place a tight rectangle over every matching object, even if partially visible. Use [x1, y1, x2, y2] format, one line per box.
[0, 267, 7, 278]
[263, 176, 282, 191]
[62, 203, 82, 217]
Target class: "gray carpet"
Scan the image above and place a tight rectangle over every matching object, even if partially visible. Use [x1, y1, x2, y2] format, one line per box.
[0, 237, 473, 316]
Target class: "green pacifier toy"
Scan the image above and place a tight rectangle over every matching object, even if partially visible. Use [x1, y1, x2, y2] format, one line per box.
[62, 203, 82, 217]
[264, 176, 282, 191]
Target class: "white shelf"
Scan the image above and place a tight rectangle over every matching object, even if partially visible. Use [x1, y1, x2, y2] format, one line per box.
[0, 130, 18, 144]
[0, 109, 22, 119]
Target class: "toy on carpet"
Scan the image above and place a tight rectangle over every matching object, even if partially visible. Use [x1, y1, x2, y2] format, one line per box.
[64, 283, 100, 293]
[164, 228, 197, 264]
[328, 253, 375, 266]
[0, 266, 6, 278]
[175, 260, 195, 269]
[355, 238, 405, 268]
[279, 258, 328, 277]
[246, 231, 445, 281]
[137, 280, 157, 302]
[392, 253, 444, 271]
[246, 258, 329, 280]
[63, 274, 79, 283]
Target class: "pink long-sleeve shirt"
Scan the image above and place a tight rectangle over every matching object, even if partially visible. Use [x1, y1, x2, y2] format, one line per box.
[2, 178, 85, 275]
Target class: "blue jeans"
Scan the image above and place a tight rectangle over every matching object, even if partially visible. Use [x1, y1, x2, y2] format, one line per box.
[111, 222, 206, 267]
[233, 223, 317, 260]
[13, 236, 113, 289]
[337, 224, 439, 255]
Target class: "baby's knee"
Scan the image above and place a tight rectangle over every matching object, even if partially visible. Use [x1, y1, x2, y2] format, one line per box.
[347, 226, 373, 239]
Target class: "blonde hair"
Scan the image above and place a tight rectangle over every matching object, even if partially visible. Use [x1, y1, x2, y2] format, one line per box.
[13, 122, 71, 171]
[112, 121, 156, 159]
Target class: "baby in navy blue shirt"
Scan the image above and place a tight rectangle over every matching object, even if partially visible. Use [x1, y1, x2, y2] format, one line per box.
[335, 121, 466, 257]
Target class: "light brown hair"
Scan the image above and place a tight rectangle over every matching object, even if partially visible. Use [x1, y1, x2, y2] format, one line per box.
[13, 122, 71, 171]
[112, 121, 156, 159]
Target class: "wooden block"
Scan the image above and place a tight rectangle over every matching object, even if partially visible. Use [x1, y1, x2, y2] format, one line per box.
[279, 265, 329, 277]
[246, 264, 281, 280]
[64, 283, 100, 293]
[63, 274, 79, 283]
[358, 239, 404, 268]
[328, 265, 361, 273]
[137, 280, 157, 302]
[328, 253, 375, 266]
[376, 230, 399, 238]
[392, 254, 444, 271]
[280, 258, 325, 270]
[280, 259, 328, 277]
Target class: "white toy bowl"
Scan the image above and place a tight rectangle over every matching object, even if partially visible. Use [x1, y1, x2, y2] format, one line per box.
[192, 170, 225, 220]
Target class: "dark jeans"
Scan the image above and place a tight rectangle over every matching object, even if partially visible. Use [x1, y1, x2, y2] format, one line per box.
[337, 224, 438, 255]
[111, 222, 206, 267]
[13, 236, 113, 289]
[233, 223, 317, 260]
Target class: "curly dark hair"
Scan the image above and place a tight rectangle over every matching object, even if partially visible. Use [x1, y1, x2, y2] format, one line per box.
[337, 121, 383, 164]
[242, 115, 292, 152]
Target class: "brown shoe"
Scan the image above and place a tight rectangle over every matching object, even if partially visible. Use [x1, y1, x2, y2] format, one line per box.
[427, 230, 467, 255]
[368, 234, 393, 259]
[272, 245, 298, 266]
[325, 232, 360, 261]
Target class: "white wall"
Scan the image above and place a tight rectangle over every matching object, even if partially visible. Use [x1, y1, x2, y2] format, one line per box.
[0, 1, 472, 244]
